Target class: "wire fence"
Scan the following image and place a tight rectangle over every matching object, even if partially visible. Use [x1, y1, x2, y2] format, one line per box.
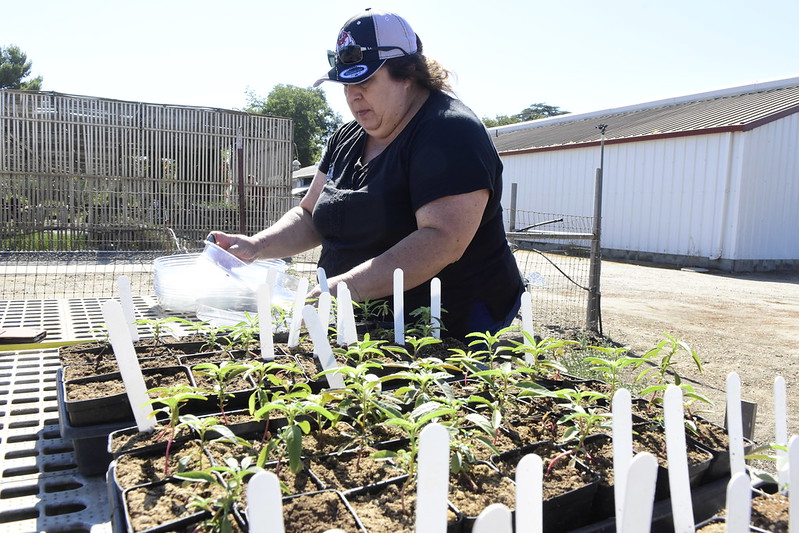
[0, 212, 593, 332]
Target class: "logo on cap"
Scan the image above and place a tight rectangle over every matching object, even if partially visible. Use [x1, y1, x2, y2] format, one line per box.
[339, 65, 369, 80]
[337, 30, 356, 51]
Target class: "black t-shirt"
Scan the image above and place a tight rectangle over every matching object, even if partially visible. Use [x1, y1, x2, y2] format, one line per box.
[314, 91, 523, 339]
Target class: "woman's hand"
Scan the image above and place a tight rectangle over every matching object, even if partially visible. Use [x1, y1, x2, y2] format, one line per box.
[206, 231, 260, 263]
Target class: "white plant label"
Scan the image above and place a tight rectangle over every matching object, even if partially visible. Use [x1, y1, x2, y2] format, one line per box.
[725, 471, 752, 533]
[117, 275, 139, 342]
[246, 471, 284, 533]
[257, 275, 275, 361]
[472, 503, 512, 533]
[416, 422, 449, 533]
[302, 305, 344, 390]
[774, 376, 788, 488]
[287, 277, 309, 348]
[102, 300, 155, 432]
[664, 384, 694, 531]
[726, 372, 746, 476]
[620, 452, 657, 533]
[521, 291, 534, 356]
[394, 268, 404, 346]
[515, 454, 543, 533]
[430, 277, 441, 339]
[612, 388, 633, 524]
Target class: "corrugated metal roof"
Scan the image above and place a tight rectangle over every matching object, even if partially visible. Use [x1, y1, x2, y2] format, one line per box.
[491, 78, 799, 153]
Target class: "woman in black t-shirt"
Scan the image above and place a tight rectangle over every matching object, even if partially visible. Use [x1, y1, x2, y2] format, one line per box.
[210, 9, 523, 340]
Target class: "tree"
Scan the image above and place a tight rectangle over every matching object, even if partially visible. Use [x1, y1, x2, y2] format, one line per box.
[482, 102, 568, 128]
[245, 85, 342, 167]
[0, 45, 43, 90]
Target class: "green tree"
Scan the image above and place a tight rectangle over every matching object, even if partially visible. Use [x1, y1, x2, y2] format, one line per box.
[0, 45, 43, 90]
[246, 85, 342, 166]
[482, 102, 568, 128]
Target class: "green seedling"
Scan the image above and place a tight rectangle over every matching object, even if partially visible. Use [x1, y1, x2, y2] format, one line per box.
[193, 361, 252, 425]
[177, 456, 263, 533]
[372, 400, 456, 512]
[146, 383, 207, 476]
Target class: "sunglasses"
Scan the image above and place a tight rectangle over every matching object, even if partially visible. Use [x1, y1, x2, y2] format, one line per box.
[327, 45, 409, 68]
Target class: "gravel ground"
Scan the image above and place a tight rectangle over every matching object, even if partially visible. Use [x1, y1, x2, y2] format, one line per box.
[595, 260, 799, 454]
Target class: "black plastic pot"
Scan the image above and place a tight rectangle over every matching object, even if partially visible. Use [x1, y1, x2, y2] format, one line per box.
[56, 368, 134, 476]
[62, 365, 194, 426]
[686, 416, 755, 484]
[632, 423, 714, 501]
[310, 448, 407, 492]
[272, 489, 368, 533]
[344, 477, 463, 533]
[489, 441, 601, 533]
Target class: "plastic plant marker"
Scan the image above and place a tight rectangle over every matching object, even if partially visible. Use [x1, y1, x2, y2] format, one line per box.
[302, 305, 344, 390]
[394, 268, 404, 346]
[117, 275, 139, 342]
[317, 291, 332, 335]
[246, 470, 284, 533]
[612, 388, 633, 524]
[101, 300, 156, 432]
[514, 453, 543, 533]
[521, 291, 534, 356]
[287, 277, 309, 348]
[790, 435, 799, 532]
[775, 376, 788, 488]
[619, 452, 657, 533]
[725, 471, 752, 533]
[726, 372, 746, 477]
[472, 503, 512, 533]
[416, 422, 449, 533]
[431, 277, 441, 339]
[317, 267, 329, 294]
[664, 384, 695, 532]
[337, 282, 358, 347]
[257, 277, 275, 362]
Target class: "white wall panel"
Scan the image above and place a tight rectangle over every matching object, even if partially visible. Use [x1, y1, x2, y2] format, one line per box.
[733, 115, 799, 260]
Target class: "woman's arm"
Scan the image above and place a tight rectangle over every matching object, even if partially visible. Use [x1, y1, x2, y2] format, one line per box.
[310, 188, 489, 300]
[210, 169, 328, 261]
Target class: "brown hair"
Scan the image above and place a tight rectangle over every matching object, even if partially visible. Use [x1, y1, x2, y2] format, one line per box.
[384, 36, 453, 94]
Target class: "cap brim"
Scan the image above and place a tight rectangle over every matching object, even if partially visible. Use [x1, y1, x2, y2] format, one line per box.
[313, 60, 386, 87]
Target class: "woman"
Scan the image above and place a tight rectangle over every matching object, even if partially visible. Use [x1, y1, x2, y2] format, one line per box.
[210, 8, 523, 340]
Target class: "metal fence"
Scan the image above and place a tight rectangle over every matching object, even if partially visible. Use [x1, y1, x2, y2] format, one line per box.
[0, 212, 592, 332]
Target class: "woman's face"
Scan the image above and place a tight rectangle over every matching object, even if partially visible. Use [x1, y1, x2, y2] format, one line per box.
[344, 68, 415, 142]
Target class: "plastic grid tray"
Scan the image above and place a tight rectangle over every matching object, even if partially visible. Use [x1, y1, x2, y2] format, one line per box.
[0, 297, 198, 532]
[0, 296, 197, 343]
[0, 348, 111, 532]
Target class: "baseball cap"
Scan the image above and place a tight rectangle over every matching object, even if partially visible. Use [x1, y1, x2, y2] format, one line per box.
[313, 8, 417, 87]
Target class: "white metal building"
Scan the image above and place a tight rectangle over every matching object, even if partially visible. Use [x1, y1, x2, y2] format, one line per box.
[491, 77, 799, 272]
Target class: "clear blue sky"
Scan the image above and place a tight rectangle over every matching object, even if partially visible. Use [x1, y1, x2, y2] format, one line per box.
[4, 0, 798, 129]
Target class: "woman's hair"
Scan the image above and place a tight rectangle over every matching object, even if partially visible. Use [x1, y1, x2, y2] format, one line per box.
[384, 36, 453, 94]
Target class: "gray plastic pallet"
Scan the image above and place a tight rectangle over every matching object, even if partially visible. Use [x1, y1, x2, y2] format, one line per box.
[0, 296, 197, 342]
[0, 348, 111, 532]
[0, 297, 197, 532]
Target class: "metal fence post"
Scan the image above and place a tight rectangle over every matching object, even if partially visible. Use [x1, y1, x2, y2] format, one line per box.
[509, 182, 518, 232]
[586, 124, 607, 333]
[237, 129, 247, 234]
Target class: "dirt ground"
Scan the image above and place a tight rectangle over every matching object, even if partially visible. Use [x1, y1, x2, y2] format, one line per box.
[594, 259, 799, 450]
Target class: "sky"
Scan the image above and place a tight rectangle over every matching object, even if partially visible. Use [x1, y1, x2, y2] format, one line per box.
[3, 0, 798, 139]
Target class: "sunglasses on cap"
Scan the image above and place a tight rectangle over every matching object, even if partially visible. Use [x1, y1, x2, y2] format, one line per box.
[327, 45, 409, 68]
